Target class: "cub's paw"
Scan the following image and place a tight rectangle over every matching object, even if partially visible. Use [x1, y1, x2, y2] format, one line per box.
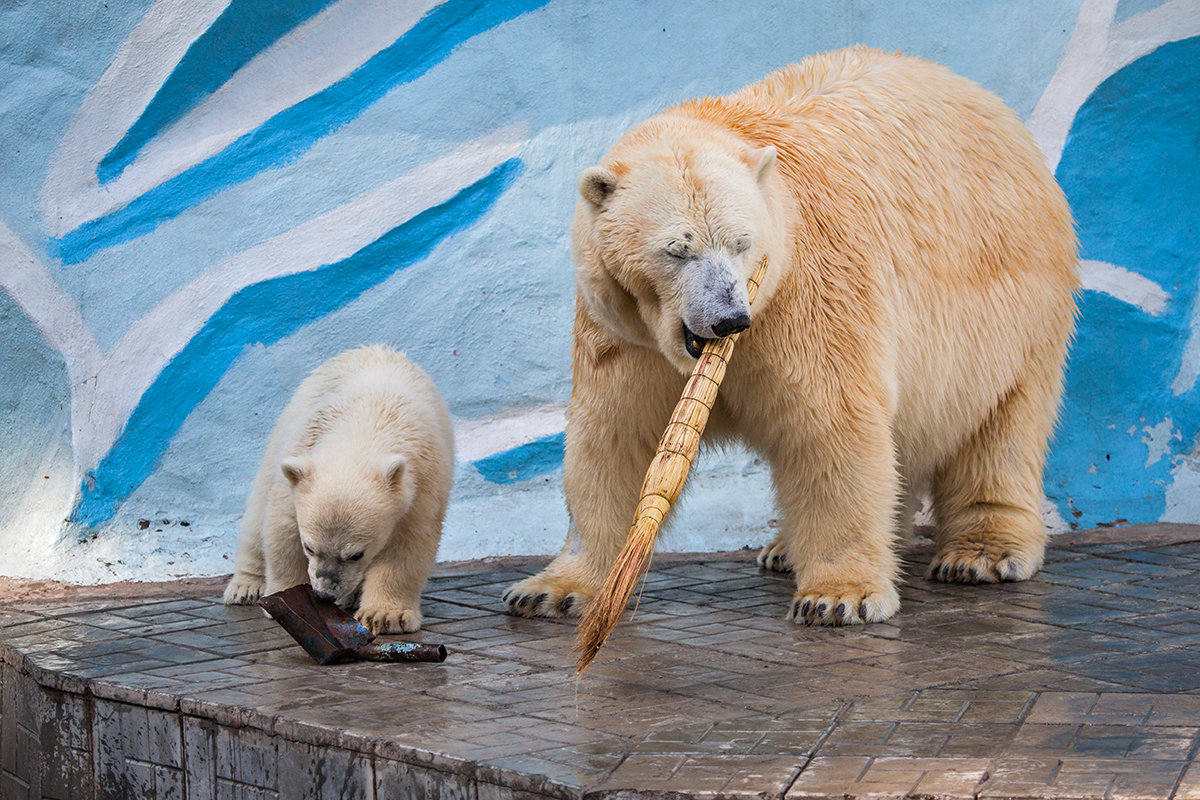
[928, 540, 1041, 584]
[756, 535, 791, 573]
[787, 580, 899, 626]
[223, 573, 265, 605]
[502, 572, 592, 618]
[356, 604, 421, 634]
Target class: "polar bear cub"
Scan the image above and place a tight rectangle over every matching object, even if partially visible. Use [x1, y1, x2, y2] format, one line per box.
[223, 345, 454, 634]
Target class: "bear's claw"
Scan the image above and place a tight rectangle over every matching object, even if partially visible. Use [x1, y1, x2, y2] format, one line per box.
[223, 573, 265, 606]
[355, 604, 421, 634]
[502, 574, 590, 619]
[756, 536, 792, 573]
[928, 541, 1040, 584]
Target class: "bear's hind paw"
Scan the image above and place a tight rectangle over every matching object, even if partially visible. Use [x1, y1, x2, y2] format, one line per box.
[756, 537, 792, 573]
[502, 574, 590, 619]
[928, 541, 1041, 584]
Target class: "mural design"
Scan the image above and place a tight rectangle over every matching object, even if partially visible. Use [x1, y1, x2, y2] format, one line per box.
[1048, 34, 1200, 528]
[0, 0, 1197, 580]
[48, 0, 546, 263]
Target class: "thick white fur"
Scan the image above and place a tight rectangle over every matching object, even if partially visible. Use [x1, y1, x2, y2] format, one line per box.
[223, 345, 454, 634]
[504, 47, 1079, 625]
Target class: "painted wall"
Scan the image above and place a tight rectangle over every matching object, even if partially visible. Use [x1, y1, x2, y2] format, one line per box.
[1, 0, 1197, 582]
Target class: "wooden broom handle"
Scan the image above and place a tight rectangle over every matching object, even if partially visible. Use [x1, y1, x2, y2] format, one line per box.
[576, 255, 768, 673]
[630, 254, 768, 523]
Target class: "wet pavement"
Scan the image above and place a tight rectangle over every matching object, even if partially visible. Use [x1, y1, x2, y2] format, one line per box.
[2, 524, 1200, 798]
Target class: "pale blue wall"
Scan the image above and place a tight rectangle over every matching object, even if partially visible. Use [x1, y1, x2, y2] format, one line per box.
[1, 0, 1196, 580]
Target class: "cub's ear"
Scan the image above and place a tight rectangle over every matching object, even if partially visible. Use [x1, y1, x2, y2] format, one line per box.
[579, 166, 618, 208]
[280, 457, 312, 487]
[745, 145, 776, 183]
[380, 454, 407, 487]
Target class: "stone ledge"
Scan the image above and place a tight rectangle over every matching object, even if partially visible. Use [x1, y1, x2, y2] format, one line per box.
[3, 524, 1200, 799]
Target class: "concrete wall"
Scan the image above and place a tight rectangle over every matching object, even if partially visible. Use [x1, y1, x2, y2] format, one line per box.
[1, 0, 1197, 581]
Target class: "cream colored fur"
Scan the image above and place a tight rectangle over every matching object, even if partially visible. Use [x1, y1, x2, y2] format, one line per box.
[224, 345, 454, 634]
[504, 47, 1078, 626]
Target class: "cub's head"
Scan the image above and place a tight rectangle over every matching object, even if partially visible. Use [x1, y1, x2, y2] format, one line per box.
[280, 453, 415, 606]
[573, 119, 779, 372]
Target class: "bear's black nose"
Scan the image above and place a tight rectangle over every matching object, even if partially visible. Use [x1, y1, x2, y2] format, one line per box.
[712, 313, 751, 337]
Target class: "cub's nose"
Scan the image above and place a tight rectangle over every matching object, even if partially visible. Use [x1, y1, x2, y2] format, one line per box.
[712, 313, 751, 337]
[312, 572, 339, 601]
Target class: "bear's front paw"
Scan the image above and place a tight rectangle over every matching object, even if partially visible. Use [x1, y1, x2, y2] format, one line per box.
[356, 604, 421, 634]
[223, 573, 266, 605]
[756, 535, 792, 573]
[928, 540, 1041, 584]
[502, 572, 593, 619]
[787, 580, 899, 626]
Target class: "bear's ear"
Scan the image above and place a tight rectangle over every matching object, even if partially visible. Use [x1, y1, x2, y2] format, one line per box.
[280, 457, 311, 487]
[579, 166, 618, 208]
[380, 454, 407, 488]
[745, 145, 776, 183]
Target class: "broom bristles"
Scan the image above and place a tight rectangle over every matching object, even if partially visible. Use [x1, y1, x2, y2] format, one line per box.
[575, 514, 660, 672]
[574, 257, 769, 675]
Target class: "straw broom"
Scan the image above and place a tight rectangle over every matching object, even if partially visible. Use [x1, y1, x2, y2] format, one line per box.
[575, 255, 769, 674]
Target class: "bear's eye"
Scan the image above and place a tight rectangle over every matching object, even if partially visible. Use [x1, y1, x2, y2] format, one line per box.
[346, 551, 365, 562]
[733, 236, 752, 255]
[302, 541, 314, 555]
[665, 240, 691, 260]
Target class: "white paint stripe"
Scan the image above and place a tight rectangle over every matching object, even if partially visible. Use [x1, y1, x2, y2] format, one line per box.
[0, 225, 100, 391]
[1027, 0, 1115, 169]
[454, 403, 568, 463]
[39, 0, 230, 236]
[74, 125, 527, 472]
[0, 417, 76, 560]
[1109, 0, 1200, 73]
[1028, 0, 1200, 172]
[1078, 255, 1200, 397]
[1172, 292, 1200, 396]
[1079, 259, 1170, 316]
[0, 224, 102, 496]
[68, 0, 443, 230]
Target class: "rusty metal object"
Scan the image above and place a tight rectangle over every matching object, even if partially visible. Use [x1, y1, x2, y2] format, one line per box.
[258, 584, 447, 665]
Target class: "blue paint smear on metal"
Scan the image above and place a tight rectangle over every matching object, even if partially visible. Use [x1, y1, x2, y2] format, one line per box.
[71, 158, 523, 526]
[98, 0, 335, 185]
[474, 432, 565, 484]
[1046, 36, 1200, 529]
[52, 0, 549, 265]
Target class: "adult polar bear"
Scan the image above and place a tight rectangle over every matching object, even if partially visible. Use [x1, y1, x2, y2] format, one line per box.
[504, 47, 1078, 625]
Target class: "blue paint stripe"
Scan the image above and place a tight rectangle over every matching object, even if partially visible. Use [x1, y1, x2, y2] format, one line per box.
[473, 432, 565, 484]
[70, 158, 523, 526]
[53, 0, 549, 265]
[98, 0, 335, 184]
[1046, 36, 1200, 529]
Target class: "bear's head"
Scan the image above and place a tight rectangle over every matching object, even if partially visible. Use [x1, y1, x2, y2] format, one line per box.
[573, 117, 781, 372]
[280, 451, 415, 606]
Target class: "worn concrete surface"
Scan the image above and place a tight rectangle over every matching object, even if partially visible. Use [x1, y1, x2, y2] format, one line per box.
[3, 524, 1200, 798]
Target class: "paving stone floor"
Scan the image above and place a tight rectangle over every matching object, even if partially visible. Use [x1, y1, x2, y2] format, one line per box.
[3, 524, 1200, 799]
